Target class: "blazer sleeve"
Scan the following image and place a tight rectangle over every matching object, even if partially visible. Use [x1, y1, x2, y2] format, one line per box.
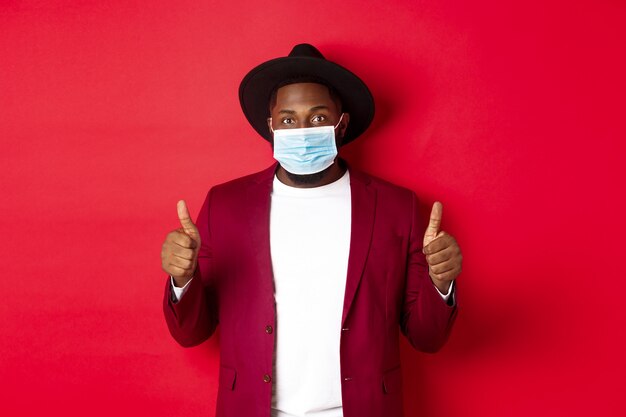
[162, 188, 219, 347]
[399, 191, 458, 353]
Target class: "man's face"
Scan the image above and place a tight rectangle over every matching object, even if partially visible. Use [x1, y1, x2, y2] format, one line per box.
[267, 82, 349, 147]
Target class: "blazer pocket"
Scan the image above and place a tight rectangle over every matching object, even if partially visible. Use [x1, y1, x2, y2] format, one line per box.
[219, 365, 237, 391]
[382, 365, 402, 394]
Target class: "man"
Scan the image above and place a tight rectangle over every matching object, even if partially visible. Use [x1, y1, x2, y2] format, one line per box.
[161, 44, 462, 417]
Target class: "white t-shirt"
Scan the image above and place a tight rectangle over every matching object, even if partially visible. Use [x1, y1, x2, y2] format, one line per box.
[268, 170, 352, 417]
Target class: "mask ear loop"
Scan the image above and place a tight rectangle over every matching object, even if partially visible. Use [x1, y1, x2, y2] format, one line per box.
[334, 113, 345, 130]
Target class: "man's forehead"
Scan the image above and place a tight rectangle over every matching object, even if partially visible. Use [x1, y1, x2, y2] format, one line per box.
[273, 82, 339, 110]
[276, 82, 333, 97]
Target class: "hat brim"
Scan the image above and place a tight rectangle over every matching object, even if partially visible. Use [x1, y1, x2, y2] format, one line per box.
[239, 56, 374, 145]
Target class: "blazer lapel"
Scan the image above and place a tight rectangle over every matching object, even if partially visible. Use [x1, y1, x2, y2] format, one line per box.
[342, 168, 376, 327]
[245, 162, 279, 298]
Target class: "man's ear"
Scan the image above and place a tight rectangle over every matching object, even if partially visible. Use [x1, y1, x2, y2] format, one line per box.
[267, 117, 273, 134]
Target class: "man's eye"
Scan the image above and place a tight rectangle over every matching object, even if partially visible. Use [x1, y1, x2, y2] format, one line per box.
[281, 118, 295, 124]
[312, 115, 326, 123]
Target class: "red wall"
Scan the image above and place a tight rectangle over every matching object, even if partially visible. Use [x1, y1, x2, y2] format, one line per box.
[1, 1, 625, 416]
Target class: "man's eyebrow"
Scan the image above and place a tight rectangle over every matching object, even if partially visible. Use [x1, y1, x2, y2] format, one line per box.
[278, 105, 330, 114]
[309, 105, 330, 112]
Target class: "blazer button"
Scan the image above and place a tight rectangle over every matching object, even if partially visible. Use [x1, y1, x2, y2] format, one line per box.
[341, 327, 349, 331]
[263, 374, 272, 383]
[265, 325, 273, 334]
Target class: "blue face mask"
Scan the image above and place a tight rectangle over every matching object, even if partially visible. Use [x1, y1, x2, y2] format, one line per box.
[271, 114, 344, 175]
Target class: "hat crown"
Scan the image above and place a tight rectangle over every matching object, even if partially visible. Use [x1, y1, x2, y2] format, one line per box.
[288, 43, 326, 60]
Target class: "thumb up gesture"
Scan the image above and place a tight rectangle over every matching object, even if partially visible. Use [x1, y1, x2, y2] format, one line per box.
[161, 200, 201, 287]
[423, 202, 462, 294]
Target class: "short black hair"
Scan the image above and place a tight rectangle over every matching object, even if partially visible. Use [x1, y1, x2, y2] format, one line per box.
[268, 76, 343, 114]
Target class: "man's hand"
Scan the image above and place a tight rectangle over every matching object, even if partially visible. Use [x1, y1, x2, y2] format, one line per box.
[161, 200, 201, 287]
[422, 201, 462, 294]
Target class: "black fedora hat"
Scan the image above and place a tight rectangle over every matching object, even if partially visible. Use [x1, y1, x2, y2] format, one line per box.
[238, 43, 375, 145]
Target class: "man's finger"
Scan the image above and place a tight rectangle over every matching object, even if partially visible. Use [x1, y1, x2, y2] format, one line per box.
[423, 201, 443, 246]
[429, 261, 456, 275]
[171, 230, 197, 249]
[171, 245, 196, 260]
[429, 268, 458, 283]
[423, 232, 452, 255]
[167, 264, 188, 277]
[170, 256, 195, 270]
[177, 200, 198, 237]
[425, 246, 454, 265]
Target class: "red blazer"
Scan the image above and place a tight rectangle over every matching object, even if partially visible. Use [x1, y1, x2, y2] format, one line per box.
[163, 161, 458, 417]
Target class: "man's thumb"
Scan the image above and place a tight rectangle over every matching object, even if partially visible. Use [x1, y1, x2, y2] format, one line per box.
[423, 201, 443, 246]
[177, 200, 199, 238]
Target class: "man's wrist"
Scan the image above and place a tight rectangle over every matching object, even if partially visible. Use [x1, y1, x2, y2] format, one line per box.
[171, 275, 192, 288]
[434, 281, 452, 295]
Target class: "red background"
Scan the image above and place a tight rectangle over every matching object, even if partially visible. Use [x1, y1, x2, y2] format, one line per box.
[1, 1, 625, 416]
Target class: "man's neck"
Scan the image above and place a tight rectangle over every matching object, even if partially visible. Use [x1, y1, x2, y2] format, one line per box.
[275, 158, 347, 188]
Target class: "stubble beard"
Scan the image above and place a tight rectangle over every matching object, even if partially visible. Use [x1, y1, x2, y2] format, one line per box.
[284, 163, 335, 185]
